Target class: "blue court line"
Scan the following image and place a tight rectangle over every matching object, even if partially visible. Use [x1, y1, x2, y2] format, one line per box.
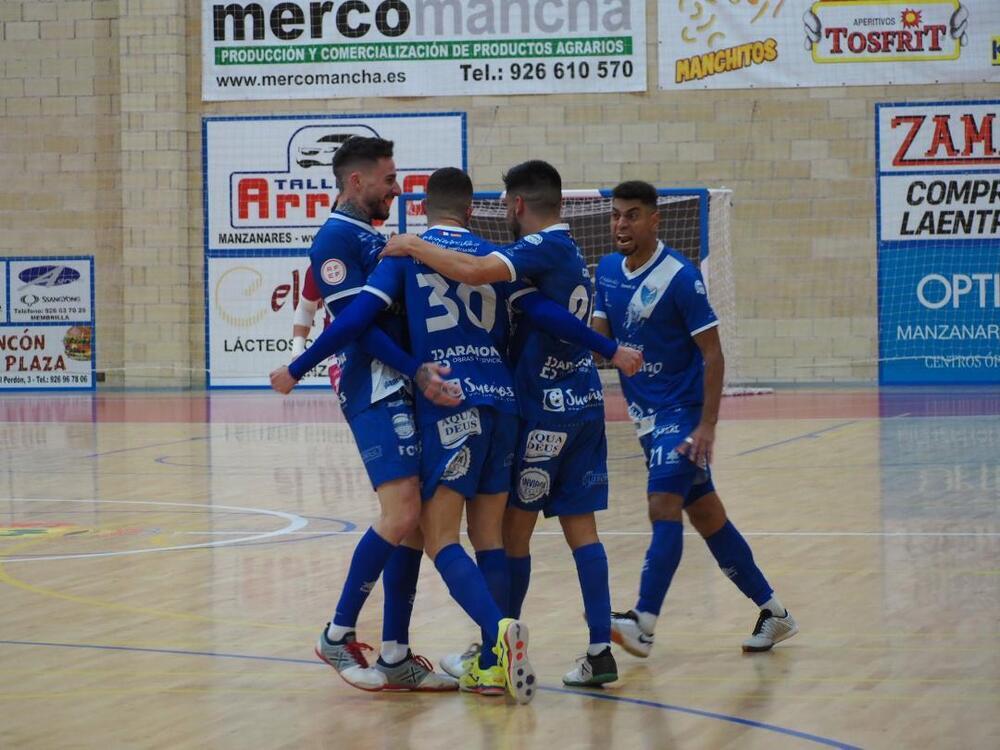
[735, 421, 859, 457]
[0, 639, 862, 749]
[83, 435, 209, 459]
[545, 686, 862, 749]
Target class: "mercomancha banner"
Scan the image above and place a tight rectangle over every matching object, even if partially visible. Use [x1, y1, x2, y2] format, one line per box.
[659, 0, 1000, 90]
[202, 0, 646, 100]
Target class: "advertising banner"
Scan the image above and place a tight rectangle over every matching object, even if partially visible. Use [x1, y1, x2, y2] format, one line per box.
[659, 0, 1000, 90]
[203, 113, 465, 253]
[203, 0, 645, 101]
[207, 255, 341, 388]
[876, 100, 1000, 385]
[1, 256, 96, 390]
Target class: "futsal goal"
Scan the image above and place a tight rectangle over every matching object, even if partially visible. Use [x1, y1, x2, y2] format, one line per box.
[398, 188, 768, 396]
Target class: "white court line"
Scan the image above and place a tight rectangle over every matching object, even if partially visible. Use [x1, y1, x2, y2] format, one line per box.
[171, 530, 1000, 538]
[1, 498, 308, 563]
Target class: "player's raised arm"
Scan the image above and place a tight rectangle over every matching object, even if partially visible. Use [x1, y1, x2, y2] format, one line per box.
[382, 233, 511, 285]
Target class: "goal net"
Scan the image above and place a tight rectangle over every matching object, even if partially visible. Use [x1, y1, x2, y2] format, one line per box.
[400, 188, 766, 396]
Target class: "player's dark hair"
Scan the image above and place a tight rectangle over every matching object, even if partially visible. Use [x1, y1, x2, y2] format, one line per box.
[612, 180, 658, 209]
[333, 136, 394, 184]
[425, 167, 473, 220]
[503, 160, 562, 214]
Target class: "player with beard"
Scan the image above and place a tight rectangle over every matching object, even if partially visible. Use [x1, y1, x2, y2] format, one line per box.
[282, 137, 458, 692]
[592, 180, 798, 655]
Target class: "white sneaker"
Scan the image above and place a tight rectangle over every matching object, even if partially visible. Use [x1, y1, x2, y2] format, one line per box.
[315, 628, 386, 691]
[374, 651, 458, 691]
[742, 609, 799, 652]
[440, 641, 480, 679]
[610, 610, 654, 658]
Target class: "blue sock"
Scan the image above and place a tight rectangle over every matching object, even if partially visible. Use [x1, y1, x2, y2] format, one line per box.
[573, 542, 612, 646]
[507, 555, 531, 619]
[434, 543, 502, 645]
[381, 544, 422, 645]
[333, 527, 395, 629]
[705, 520, 773, 606]
[476, 548, 509, 668]
[636, 520, 684, 616]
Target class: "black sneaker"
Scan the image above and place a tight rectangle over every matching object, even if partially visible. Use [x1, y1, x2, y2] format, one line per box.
[562, 646, 619, 687]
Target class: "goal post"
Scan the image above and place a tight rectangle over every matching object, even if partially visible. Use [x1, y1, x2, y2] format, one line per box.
[398, 187, 768, 396]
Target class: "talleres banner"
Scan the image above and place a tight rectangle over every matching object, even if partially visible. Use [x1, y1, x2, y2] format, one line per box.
[203, 113, 465, 253]
[660, 0, 1000, 90]
[203, 0, 646, 100]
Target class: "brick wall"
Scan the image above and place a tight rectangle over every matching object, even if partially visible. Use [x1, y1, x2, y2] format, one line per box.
[1, 1, 995, 387]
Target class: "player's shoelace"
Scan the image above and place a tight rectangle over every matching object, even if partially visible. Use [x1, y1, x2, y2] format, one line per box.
[344, 640, 374, 668]
[409, 653, 435, 672]
[461, 642, 481, 660]
[612, 610, 638, 622]
[750, 610, 774, 636]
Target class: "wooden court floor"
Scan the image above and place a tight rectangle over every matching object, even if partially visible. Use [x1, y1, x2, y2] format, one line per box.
[1, 387, 998, 750]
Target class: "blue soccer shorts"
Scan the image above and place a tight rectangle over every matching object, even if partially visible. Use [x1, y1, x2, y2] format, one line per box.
[508, 417, 609, 518]
[347, 393, 420, 490]
[638, 406, 715, 505]
[420, 406, 519, 501]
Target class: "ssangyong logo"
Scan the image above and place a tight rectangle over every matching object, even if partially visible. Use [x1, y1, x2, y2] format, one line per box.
[805, 0, 968, 64]
[18, 265, 81, 290]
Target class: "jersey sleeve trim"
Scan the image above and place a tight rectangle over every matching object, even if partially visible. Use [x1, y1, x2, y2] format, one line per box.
[360, 285, 393, 307]
[690, 320, 720, 337]
[324, 287, 362, 305]
[508, 285, 538, 304]
[489, 250, 517, 282]
[591, 310, 608, 319]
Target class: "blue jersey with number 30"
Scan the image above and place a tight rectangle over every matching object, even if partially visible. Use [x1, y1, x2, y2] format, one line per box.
[309, 212, 408, 419]
[363, 226, 518, 425]
[490, 224, 604, 424]
[593, 241, 718, 434]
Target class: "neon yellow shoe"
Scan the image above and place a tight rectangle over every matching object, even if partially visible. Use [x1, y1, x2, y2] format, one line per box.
[459, 658, 506, 696]
[492, 618, 536, 704]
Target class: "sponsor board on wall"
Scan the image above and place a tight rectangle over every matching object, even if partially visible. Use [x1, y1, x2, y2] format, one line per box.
[202, 0, 645, 101]
[204, 112, 466, 388]
[203, 113, 465, 252]
[1, 257, 96, 390]
[876, 100, 1000, 385]
[207, 256, 340, 388]
[660, 0, 1000, 90]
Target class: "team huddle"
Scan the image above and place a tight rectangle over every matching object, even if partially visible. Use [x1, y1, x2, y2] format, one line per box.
[270, 137, 798, 704]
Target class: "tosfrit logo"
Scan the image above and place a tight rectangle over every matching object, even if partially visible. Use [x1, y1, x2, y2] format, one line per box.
[18, 266, 81, 289]
[805, 1, 968, 64]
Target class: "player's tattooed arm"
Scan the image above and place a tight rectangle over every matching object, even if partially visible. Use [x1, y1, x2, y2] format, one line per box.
[414, 362, 463, 407]
[677, 326, 724, 468]
[382, 235, 509, 285]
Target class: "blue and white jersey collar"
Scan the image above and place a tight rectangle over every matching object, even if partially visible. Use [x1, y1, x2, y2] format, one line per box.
[541, 223, 571, 233]
[622, 240, 665, 281]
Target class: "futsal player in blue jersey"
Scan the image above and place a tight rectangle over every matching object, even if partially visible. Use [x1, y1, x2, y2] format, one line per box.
[275, 167, 640, 701]
[592, 180, 798, 654]
[383, 160, 633, 687]
[274, 137, 459, 692]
